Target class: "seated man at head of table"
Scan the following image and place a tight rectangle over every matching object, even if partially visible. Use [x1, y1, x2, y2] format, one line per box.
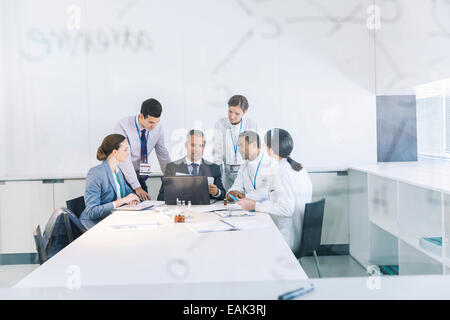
[157, 129, 226, 201]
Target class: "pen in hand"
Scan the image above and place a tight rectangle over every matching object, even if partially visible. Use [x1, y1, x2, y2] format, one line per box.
[227, 193, 240, 202]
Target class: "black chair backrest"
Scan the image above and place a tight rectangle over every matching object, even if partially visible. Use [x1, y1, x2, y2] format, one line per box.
[66, 196, 85, 218]
[43, 207, 87, 260]
[33, 225, 47, 265]
[297, 198, 326, 258]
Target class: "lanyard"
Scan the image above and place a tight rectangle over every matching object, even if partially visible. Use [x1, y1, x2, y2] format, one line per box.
[229, 119, 243, 163]
[135, 116, 150, 162]
[248, 153, 264, 190]
[114, 170, 123, 198]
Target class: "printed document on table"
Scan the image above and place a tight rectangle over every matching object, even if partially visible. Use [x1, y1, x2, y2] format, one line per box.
[221, 217, 269, 230]
[107, 221, 160, 231]
[214, 210, 255, 218]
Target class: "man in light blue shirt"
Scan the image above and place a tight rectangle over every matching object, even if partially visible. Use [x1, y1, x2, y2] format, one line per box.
[114, 98, 171, 200]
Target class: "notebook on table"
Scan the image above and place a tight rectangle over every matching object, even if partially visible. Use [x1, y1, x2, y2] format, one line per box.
[114, 200, 165, 211]
[419, 237, 442, 256]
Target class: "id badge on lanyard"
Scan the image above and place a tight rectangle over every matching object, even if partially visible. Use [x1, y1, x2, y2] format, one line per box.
[139, 163, 151, 176]
[229, 120, 242, 174]
[135, 116, 151, 176]
[230, 164, 240, 174]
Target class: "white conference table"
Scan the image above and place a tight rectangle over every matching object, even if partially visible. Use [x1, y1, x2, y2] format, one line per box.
[6, 274, 450, 300]
[15, 204, 307, 289]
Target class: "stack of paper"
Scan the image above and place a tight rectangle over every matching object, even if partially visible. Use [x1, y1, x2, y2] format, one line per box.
[222, 203, 243, 211]
[115, 200, 165, 211]
[187, 203, 244, 214]
[214, 210, 255, 218]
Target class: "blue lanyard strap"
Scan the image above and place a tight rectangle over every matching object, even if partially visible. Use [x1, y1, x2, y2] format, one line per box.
[135, 116, 150, 161]
[229, 120, 243, 161]
[248, 153, 264, 190]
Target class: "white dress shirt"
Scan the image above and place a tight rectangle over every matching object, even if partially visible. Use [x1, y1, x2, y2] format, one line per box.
[228, 150, 277, 201]
[111, 167, 122, 209]
[255, 159, 312, 253]
[185, 157, 203, 175]
[213, 116, 261, 191]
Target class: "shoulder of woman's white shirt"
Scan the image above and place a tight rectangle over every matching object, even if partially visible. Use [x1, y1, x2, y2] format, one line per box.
[279, 161, 297, 180]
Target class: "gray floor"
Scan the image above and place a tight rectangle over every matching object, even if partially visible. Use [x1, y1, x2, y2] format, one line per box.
[0, 264, 39, 288]
[300, 255, 368, 278]
[0, 255, 367, 288]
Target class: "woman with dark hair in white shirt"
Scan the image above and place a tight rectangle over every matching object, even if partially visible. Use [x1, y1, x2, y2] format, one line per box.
[237, 128, 312, 253]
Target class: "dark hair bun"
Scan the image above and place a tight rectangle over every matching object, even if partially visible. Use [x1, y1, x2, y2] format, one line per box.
[97, 146, 107, 161]
[96, 134, 126, 161]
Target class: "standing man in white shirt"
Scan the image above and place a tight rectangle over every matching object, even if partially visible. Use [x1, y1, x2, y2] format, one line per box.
[227, 130, 276, 202]
[114, 98, 171, 200]
[213, 95, 260, 191]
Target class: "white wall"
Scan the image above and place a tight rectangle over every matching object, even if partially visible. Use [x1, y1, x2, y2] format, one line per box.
[0, 0, 378, 177]
[375, 0, 450, 95]
[0, 0, 6, 177]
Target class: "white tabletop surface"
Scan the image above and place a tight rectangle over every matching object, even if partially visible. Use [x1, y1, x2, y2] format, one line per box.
[15, 204, 307, 288]
[5, 274, 450, 299]
[349, 158, 450, 193]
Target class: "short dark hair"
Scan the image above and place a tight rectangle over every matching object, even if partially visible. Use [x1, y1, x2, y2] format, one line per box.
[228, 95, 249, 112]
[186, 129, 205, 142]
[141, 98, 162, 118]
[239, 130, 260, 149]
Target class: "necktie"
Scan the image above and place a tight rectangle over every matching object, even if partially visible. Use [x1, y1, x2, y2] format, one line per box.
[191, 163, 199, 176]
[140, 129, 147, 163]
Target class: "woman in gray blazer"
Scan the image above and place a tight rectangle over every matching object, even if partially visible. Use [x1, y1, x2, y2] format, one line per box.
[80, 134, 140, 229]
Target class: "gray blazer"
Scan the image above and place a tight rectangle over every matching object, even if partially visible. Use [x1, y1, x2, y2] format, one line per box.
[80, 161, 134, 229]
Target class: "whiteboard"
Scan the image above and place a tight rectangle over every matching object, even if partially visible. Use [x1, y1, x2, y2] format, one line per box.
[0, 0, 378, 177]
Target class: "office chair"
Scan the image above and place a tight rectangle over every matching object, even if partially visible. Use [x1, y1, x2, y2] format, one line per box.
[66, 196, 86, 218]
[33, 225, 47, 265]
[42, 207, 87, 260]
[295, 198, 326, 278]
